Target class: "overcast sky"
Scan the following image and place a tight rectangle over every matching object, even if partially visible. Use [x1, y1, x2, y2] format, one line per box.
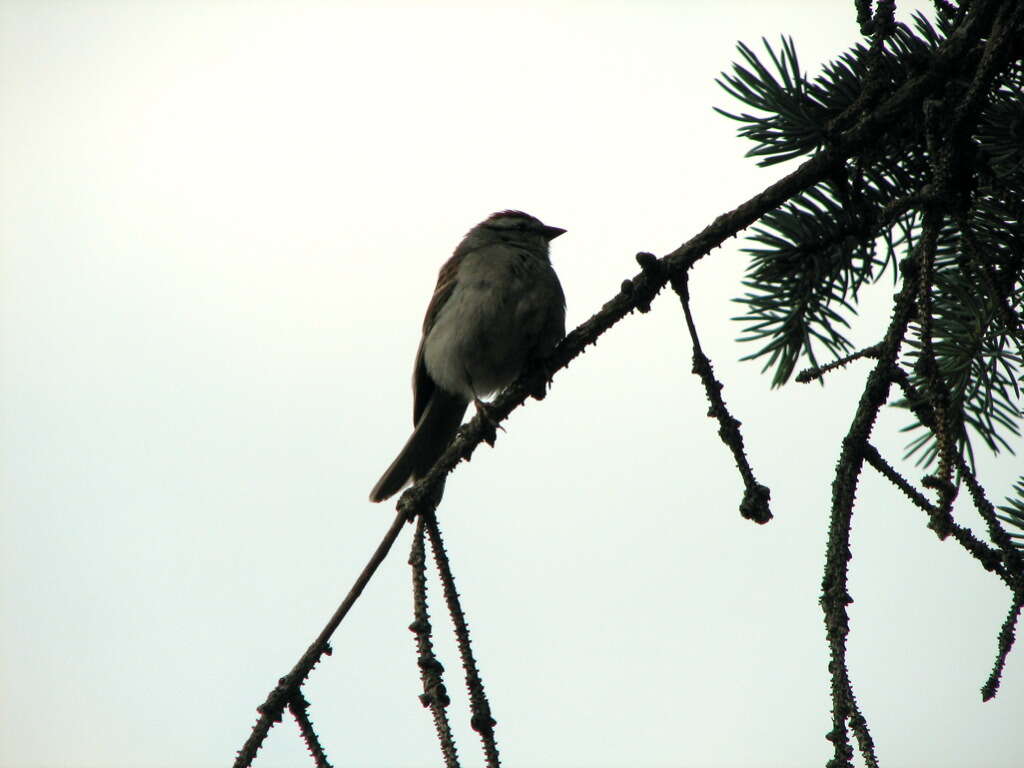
[2, 1, 1021, 767]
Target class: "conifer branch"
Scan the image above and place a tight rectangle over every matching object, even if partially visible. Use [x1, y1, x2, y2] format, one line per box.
[288, 692, 333, 768]
[424, 513, 500, 767]
[669, 267, 772, 523]
[982, 593, 1024, 701]
[863, 441, 1008, 581]
[410, 516, 460, 767]
[820, 257, 918, 768]
[797, 344, 882, 383]
[233, 508, 410, 768]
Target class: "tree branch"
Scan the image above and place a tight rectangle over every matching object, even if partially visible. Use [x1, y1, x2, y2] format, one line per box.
[862, 441, 1008, 582]
[797, 344, 882, 384]
[288, 692, 333, 768]
[424, 513, 500, 767]
[409, 515, 461, 767]
[669, 266, 771, 523]
[233, 507, 412, 768]
[821, 255, 919, 768]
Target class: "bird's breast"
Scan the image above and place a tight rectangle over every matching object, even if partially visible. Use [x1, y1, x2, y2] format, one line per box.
[421, 247, 561, 400]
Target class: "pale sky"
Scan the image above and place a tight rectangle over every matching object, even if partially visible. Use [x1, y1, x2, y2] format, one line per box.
[2, 2, 1021, 767]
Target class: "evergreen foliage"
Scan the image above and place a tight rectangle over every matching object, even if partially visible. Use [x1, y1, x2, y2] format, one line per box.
[718, 6, 1024, 762]
[719, 10, 1024, 480]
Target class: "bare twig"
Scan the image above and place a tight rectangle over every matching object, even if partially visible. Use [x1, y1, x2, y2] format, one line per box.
[410, 516, 460, 767]
[887, 363, 1022, 583]
[797, 344, 882, 384]
[288, 692, 333, 768]
[233, 507, 411, 768]
[820, 255, 919, 768]
[424, 513, 500, 767]
[863, 442, 1008, 581]
[982, 593, 1024, 701]
[956, 460, 1024, 582]
[669, 266, 771, 523]
[955, 460, 1024, 702]
[912, 198, 958, 535]
[888, 358, 1024, 700]
[862, 442, 937, 516]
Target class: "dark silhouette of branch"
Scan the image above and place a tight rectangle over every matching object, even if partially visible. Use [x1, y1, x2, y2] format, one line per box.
[775, 6, 1013, 762]
[821, 255, 919, 768]
[886, 359, 1024, 702]
[796, 344, 882, 383]
[409, 515, 460, 767]
[862, 442, 937, 516]
[958, 462, 1024, 582]
[957, 462, 1024, 701]
[288, 692, 333, 768]
[424, 513, 500, 767]
[862, 442, 1008, 581]
[951, 0, 1024, 132]
[889, 363, 1023, 583]
[233, 507, 411, 768]
[813, 7, 1023, 745]
[912, 202, 958, 536]
[830, 0, 896, 134]
[982, 593, 1024, 701]
[669, 266, 771, 523]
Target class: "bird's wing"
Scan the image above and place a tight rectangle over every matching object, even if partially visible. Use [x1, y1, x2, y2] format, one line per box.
[413, 253, 461, 425]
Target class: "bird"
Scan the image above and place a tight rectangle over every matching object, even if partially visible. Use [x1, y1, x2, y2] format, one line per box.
[369, 210, 567, 502]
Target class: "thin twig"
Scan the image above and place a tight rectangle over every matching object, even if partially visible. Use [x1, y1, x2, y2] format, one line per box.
[410, 516, 460, 767]
[862, 442, 937, 516]
[797, 344, 882, 384]
[288, 692, 334, 768]
[955, 458, 1024, 702]
[913, 197, 958, 535]
[828, 0, 896, 137]
[424, 513, 500, 767]
[888, 362, 1023, 582]
[863, 442, 1008, 581]
[892, 350, 1024, 701]
[956, 458, 1024, 580]
[233, 508, 411, 768]
[821, 253, 922, 768]
[950, 0, 1024, 138]
[982, 593, 1024, 701]
[669, 266, 771, 523]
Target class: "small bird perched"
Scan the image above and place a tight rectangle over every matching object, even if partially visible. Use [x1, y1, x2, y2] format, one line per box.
[369, 210, 567, 502]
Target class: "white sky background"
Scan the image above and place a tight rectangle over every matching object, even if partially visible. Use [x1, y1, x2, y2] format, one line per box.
[2, 1, 1021, 766]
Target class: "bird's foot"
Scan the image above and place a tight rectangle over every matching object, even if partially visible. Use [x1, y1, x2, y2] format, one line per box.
[473, 398, 505, 446]
[527, 371, 549, 401]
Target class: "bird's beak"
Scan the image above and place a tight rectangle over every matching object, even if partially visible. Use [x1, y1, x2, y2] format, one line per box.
[543, 225, 567, 240]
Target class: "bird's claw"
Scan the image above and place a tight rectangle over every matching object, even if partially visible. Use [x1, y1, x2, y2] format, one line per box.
[473, 398, 505, 446]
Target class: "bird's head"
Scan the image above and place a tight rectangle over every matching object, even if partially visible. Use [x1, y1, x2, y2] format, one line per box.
[462, 210, 566, 254]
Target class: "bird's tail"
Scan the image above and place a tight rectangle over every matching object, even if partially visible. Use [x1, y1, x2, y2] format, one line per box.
[369, 390, 468, 503]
